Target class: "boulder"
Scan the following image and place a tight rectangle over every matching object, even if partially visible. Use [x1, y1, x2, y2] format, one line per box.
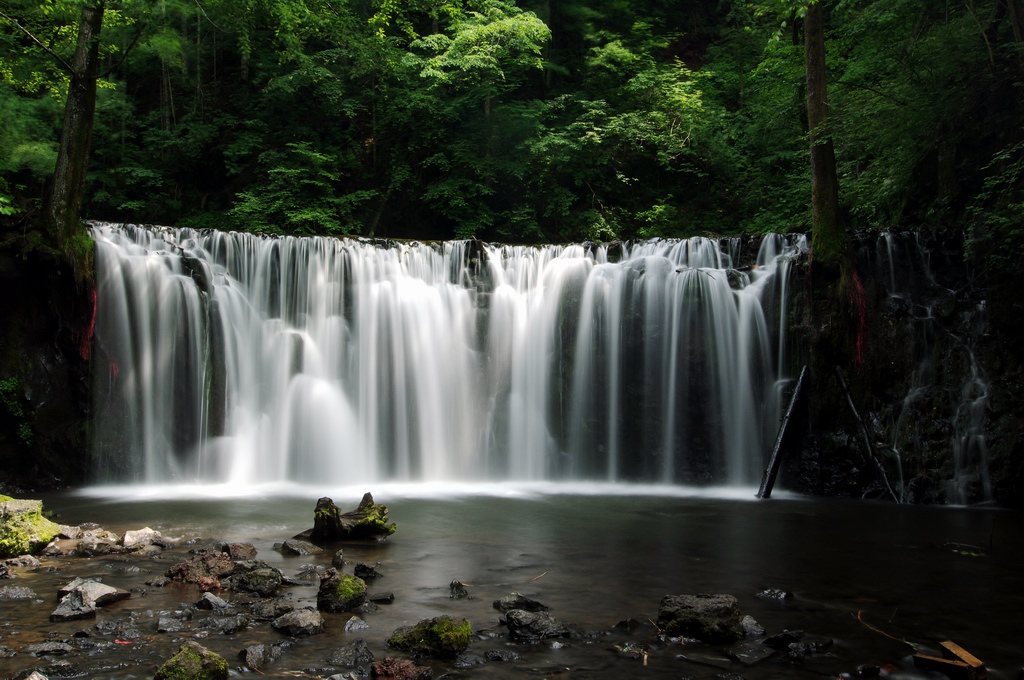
[502, 610, 569, 642]
[222, 542, 257, 560]
[354, 563, 383, 580]
[58, 578, 131, 606]
[369, 591, 395, 604]
[331, 548, 345, 569]
[239, 642, 289, 671]
[121, 527, 164, 551]
[656, 593, 744, 644]
[279, 539, 323, 556]
[221, 561, 284, 596]
[297, 493, 397, 542]
[50, 579, 130, 622]
[0, 498, 61, 558]
[328, 638, 375, 667]
[0, 585, 36, 599]
[165, 549, 236, 584]
[493, 591, 548, 613]
[317, 568, 367, 612]
[250, 598, 294, 621]
[344, 615, 370, 632]
[195, 592, 231, 611]
[370, 657, 433, 680]
[153, 641, 230, 680]
[271, 607, 324, 636]
[386, 615, 472, 658]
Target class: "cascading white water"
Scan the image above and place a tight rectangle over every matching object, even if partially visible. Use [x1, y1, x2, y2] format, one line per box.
[90, 224, 807, 488]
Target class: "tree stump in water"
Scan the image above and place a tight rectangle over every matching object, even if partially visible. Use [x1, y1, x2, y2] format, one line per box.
[297, 493, 397, 542]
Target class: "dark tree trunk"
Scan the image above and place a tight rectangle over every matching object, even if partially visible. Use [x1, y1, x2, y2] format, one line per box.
[44, 1, 105, 255]
[804, 1, 848, 271]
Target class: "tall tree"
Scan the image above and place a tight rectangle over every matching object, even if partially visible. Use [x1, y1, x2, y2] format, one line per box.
[804, 0, 849, 273]
[44, 1, 105, 260]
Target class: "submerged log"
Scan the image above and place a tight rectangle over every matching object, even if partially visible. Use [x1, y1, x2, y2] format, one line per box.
[295, 493, 396, 543]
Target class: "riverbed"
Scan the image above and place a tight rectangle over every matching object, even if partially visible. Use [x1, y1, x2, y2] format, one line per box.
[1, 484, 1020, 679]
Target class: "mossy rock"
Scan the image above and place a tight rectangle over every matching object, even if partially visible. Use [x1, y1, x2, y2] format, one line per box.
[386, 615, 472, 659]
[153, 641, 229, 680]
[0, 498, 61, 558]
[316, 568, 367, 612]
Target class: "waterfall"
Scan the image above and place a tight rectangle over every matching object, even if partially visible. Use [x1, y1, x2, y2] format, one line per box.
[90, 224, 807, 488]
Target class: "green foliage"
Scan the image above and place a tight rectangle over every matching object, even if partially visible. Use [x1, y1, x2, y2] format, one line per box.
[966, 140, 1024, 275]
[0, 378, 32, 447]
[0, 0, 1020, 245]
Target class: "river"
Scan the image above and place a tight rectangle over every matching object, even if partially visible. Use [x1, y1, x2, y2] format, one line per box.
[0, 485, 1019, 679]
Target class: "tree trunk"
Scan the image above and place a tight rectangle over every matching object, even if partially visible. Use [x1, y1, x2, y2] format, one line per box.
[44, 1, 105, 255]
[804, 1, 848, 271]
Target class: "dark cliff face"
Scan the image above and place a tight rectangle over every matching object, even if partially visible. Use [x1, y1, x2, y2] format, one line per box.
[0, 245, 92, 493]
[781, 229, 1024, 506]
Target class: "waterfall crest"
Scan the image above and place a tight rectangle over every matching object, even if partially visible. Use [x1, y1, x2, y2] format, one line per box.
[91, 224, 807, 487]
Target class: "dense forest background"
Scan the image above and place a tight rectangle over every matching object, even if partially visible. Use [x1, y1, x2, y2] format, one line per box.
[1, 0, 1022, 258]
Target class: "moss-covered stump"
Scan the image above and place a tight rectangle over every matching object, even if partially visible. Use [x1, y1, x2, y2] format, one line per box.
[317, 567, 367, 612]
[386, 615, 472, 659]
[153, 641, 229, 680]
[300, 493, 397, 542]
[0, 497, 60, 557]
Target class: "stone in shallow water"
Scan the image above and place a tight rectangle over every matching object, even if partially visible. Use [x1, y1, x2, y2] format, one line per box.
[239, 641, 290, 671]
[25, 641, 73, 656]
[503, 610, 569, 642]
[154, 641, 229, 680]
[656, 593, 744, 644]
[0, 585, 36, 599]
[344, 615, 370, 633]
[272, 607, 324, 636]
[328, 638, 374, 667]
[280, 539, 324, 556]
[222, 542, 257, 560]
[755, 587, 793, 600]
[493, 591, 548, 613]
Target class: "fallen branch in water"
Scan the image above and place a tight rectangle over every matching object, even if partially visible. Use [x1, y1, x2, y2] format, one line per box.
[855, 610, 921, 649]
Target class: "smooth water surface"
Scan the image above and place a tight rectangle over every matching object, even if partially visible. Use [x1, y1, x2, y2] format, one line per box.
[1, 488, 1020, 679]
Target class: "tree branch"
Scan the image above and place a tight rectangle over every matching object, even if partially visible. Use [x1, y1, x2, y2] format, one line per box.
[0, 10, 75, 74]
[95, 22, 147, 79]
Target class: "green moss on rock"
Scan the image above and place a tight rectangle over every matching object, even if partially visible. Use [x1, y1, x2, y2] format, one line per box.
[0, 498, 61, 557]
[386, 615, 472, 658]
[335, 573, 366, 600]
[154, 641, 229, 680]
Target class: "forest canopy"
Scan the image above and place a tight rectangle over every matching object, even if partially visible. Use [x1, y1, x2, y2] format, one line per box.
[0, 0, 1021, 256]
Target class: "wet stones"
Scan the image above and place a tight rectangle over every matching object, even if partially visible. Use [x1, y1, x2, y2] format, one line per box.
[271, 607, 325, 636]
[165, 548, 236, 585]
[279, 539, 323, 556]
[222, 542, 257, 560]
[240, 641, 290, 671]
[328, 638, 374, 667]
[221, 561, 285, 597]
[657, 593, 744, 644]
[502, 610, 569, 642]
[493, 591, 549, 613]
[50, 578, 130, 622]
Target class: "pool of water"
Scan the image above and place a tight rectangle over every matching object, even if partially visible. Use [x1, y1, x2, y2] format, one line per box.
[1, 485, 1020, 679]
